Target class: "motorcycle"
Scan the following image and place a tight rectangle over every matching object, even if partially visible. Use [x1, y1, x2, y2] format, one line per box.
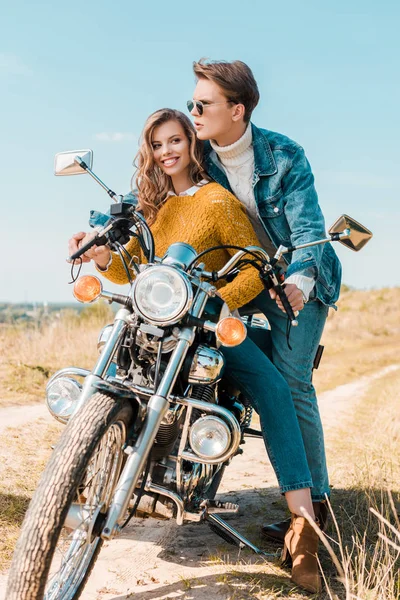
[6, 149, 373, 600]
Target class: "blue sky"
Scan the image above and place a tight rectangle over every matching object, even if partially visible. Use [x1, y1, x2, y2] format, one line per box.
[1, 0, 399, 302]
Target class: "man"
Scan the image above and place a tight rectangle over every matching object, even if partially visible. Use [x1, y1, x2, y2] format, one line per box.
[188, 58, 341, 541]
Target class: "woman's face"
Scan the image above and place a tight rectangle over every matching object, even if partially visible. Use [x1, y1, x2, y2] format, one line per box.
[151, 120, 191, 177]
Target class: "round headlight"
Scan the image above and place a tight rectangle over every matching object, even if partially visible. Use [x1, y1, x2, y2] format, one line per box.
[189, 416, 231, 459]
[45, 377, 82, 424]
[132, 265, 193, 325]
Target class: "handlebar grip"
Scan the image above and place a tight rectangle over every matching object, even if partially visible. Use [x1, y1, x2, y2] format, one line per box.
[275, 285, 298, 327]
[69, 234, 107, 261]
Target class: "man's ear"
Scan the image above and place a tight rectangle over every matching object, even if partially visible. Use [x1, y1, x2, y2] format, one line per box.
[232, 104, 246, 122]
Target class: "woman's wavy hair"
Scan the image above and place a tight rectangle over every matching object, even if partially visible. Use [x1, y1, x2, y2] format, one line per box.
[133, 108, 208, 225]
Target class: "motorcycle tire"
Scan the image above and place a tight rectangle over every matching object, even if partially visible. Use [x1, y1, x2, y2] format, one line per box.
[6, 392, 133, 600]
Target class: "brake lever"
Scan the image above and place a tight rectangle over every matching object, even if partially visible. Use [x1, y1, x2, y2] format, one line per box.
[259, 266, 298, 327]
[68, 220, 115, 261]
[274, 284, 298, 327]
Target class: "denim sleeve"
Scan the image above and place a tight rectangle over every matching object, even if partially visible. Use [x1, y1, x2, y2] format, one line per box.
[283, 149, 326, 280]
[88, 191, 138, 228]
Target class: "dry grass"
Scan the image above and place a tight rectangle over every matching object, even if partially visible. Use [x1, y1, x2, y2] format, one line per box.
[0, 302, 113, 407]
[313, 287, 400, 393]
[312, 367, 400, 599]
[0, 418, 62, 567]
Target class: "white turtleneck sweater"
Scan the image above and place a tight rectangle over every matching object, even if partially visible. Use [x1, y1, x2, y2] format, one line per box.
[210, 125, 315, 302]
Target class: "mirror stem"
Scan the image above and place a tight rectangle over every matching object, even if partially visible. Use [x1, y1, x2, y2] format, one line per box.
[74, 157, 122, 202]
[273, 230, 350, 261]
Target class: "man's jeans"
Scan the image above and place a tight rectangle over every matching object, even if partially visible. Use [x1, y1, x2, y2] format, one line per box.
[221, 337, 313, 494]
[248, 290, 330, 501]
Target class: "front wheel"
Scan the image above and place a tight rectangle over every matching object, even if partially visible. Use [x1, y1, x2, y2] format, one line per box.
[6, 392, 133, 600]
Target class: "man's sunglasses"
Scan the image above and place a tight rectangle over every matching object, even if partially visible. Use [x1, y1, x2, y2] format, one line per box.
[186, 99, 233, 116]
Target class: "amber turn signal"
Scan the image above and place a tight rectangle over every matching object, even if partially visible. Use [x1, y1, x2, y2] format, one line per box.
[216, 317, 247, 347]
[73, 275, 102, 303]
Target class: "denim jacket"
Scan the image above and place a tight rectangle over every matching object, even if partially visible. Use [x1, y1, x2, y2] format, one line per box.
[203, 123, 342, 306]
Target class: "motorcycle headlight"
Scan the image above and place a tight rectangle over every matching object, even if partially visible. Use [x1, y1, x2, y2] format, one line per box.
[132, 265, 193, 325]
[189, 416, 231, 459]
[45, 377, 82, 424]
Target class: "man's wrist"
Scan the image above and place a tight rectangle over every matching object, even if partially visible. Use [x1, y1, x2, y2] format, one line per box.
[284, 274, 315, 303]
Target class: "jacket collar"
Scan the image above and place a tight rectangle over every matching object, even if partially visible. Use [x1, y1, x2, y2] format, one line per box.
[204, 122, 277, 181]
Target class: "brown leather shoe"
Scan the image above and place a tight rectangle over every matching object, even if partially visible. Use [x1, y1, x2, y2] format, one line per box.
[261, 501, 328, 544]
[282, 515, 321, 594]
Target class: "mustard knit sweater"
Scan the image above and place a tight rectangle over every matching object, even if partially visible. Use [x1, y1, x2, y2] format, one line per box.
[98, 182, 264, 311]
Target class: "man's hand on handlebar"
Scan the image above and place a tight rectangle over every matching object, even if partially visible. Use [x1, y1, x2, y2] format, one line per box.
[269, 284, 304, 313]
[67, 231, 111, 269]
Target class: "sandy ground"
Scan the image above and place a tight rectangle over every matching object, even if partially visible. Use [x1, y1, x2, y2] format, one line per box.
[0, 364, 399, 599]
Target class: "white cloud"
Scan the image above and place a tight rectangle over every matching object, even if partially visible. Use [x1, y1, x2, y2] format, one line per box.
[0, 53, 33, 76]
[94, 132, 136, 142]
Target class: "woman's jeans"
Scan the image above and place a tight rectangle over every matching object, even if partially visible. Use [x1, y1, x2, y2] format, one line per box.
[221, 337, 313, 494]
[246, 290, 330, 501]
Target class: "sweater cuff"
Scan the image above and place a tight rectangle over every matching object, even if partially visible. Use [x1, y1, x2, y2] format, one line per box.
[284, 274, 315, 302]
[95, 252, 113, 273]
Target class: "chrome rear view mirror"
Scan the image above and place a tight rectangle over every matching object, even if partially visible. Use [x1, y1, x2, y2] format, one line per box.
[54, 149, 93, 176]
[328, 214, 373, 252]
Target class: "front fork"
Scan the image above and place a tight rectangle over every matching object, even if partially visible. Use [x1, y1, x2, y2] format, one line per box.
[95, 286, 211, 539]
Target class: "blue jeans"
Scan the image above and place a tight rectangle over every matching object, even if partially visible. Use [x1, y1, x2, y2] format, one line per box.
[221, 337, 313, 494]
[248, 291, 329, 501]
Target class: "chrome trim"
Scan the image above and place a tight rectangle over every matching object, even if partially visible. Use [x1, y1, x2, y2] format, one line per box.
[205, 513, 270, 555]
[181, 462, 214, 502]
[70, 309, 131, 417]
[97, 324, 114, 353]
[92, 310, 130, 378]
[131, 265, 193, 326]
[241, 315, 271, 331]
[145, 481, 185, 525]
[176, 397, 241, 470]
[101, 394, 170, 540]
[136, 328, 178, 354]
[102, 321, 200, 538]
[187, 345, 225, 384]
[64, 503, 103, 539]
[202, 246, 270, 280]
[46, 367, 90, 389]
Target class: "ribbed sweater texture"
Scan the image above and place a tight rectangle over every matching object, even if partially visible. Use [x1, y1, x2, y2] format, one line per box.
[98, 182, 264, 311]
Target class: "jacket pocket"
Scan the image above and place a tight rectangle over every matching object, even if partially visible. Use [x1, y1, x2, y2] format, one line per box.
[258, 191, 291, 243]
[258, 190, 284, 218]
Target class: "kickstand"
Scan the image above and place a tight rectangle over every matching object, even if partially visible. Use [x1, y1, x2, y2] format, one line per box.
[205, 512, 278, 557]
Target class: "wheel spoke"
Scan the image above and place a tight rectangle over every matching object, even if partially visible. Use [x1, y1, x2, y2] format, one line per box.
[43, 421, 125, 600]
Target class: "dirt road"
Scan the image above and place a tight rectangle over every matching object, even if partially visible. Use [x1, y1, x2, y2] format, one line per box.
[1, 365, 398, 599]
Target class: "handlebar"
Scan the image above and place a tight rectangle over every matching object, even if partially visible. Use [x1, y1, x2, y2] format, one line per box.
[273, 284, 298, 326]
[200, 246, 299, 327]
[69, 232, 108, 261]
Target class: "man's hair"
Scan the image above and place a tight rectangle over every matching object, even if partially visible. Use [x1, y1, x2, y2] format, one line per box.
[193, 58, 260, 123]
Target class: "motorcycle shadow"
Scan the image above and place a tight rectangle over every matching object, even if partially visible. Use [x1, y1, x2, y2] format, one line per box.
[117, 485, 285, 567]
[109, 571, 293, 600]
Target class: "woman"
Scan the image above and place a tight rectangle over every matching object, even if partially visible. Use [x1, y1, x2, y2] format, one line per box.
[69, 108, 321, 593]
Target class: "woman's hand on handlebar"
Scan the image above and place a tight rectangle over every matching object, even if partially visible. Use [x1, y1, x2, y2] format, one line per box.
[68, 231, 111, 269]
[269, 284, 304, 313]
